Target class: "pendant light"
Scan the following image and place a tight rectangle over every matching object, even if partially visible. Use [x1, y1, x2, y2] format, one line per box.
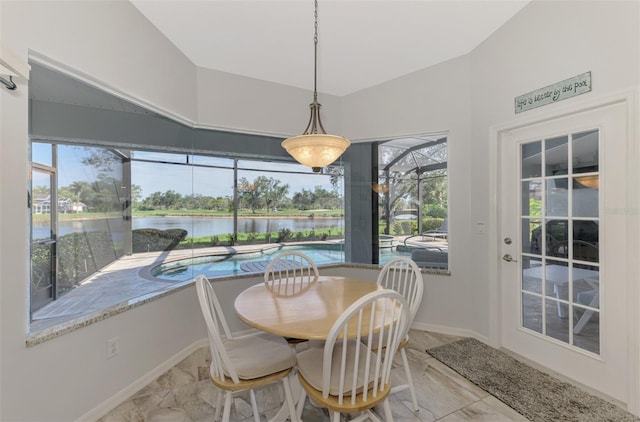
[281, 0, 350, 173]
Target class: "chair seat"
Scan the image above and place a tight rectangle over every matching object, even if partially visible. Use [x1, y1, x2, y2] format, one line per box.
[221, 331, 296, 380]
[298, 370, 391, 413]
[297, 339, 378, 396]
[362, 333, 410, 352]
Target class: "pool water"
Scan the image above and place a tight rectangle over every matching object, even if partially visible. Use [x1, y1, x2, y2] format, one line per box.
[150, 244, 409, 281]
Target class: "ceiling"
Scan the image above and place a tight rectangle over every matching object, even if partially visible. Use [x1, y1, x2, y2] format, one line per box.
[130, 0, 530, 97]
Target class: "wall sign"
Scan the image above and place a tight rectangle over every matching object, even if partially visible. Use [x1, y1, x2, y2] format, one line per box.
[515, 72, 591, 114]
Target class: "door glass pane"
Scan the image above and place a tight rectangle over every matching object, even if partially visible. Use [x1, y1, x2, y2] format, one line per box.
[572, 130, 598, 173]
[573, 178, 598, 218]
[572, 265, 599, 308]
[521, 180, 541, 217]
[573, 307, 600, 354]
[546, 178, 568, 217]
[522, 256, 542, 293]
[523, 218, 542, 254]
[546, 299, 569, 344]
[545, 219, 568, 256]
[545, 135, 568, 176]
[543, 260, 569, 302]
[521, 141, 542, 178]
[522, 293, 542, 333]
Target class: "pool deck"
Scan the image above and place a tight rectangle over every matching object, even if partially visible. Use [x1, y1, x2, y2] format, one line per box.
[27, 237, 447, 346]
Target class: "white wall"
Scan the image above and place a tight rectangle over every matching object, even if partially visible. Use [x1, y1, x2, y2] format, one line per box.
[341, 55, 478, 333]
[1, 0, 638, 420]
[0, 2, 200, 421]
[196, 66, 344, 137]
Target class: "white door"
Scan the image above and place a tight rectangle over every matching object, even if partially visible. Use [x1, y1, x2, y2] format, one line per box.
[498, 101, 629, 403]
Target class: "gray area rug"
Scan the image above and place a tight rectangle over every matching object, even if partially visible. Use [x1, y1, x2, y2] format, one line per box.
[427, 338, 639, 422]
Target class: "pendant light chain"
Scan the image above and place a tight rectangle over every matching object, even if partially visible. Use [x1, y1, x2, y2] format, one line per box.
[313, 0, 318, 103]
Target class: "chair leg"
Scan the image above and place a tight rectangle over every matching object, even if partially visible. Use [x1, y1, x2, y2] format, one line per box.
[400, 348, 419, 411]
[282, 375, 299, 422]
[249, 389, 260, 422]
[295, 388, 307, 420]
[214, 388, 224, 421]
[382, 398, 394, 421]
[222, 391, 233, 422]
[331, 411, 341, 422]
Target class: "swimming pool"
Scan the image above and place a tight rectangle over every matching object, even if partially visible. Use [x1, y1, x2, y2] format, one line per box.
[150, 243, 410, 281]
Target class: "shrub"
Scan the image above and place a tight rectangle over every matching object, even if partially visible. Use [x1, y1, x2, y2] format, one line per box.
[276, 228, 292, 242]
[401, 221, 413, 234]
[421, 218, 444, 231]
[132, 228, 188, 253]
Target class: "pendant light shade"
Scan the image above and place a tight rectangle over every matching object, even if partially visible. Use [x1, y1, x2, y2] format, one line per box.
[282, 0, 350, 172]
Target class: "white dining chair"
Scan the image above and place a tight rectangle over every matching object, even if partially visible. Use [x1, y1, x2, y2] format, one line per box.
[264, 251, 319, 295]
[194, 275, 299, 422]
[295, 289, 410, 422]
[374, 257, 424, 412]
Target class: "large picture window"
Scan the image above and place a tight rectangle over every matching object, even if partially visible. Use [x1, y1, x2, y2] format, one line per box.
[29, 143, 347, 331]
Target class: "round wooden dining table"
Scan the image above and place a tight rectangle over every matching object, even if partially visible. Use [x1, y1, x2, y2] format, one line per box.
[234, 275, 396, 422]
[234, 275, 385, 341]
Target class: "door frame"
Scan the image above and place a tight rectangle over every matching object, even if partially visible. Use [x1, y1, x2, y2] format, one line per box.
[488, 89, 639, 414]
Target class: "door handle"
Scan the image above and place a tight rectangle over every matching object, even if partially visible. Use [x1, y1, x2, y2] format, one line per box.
[502, 254, 518, 262]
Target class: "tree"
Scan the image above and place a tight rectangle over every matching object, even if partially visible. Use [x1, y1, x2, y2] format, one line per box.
[238, 176, 289, 213]
[292, 189, 314, 210]
[130, 184, 143, 209]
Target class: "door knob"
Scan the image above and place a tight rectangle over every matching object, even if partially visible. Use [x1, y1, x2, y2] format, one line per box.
[502, 254, 518, 262]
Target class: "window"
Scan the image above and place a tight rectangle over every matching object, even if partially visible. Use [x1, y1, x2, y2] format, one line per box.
[29, 143, 347, 332]
[377, 135, 448, 270]
[30, 143, 127, 315]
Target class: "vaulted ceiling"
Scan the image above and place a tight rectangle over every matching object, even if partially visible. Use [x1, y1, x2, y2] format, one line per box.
[130, 0, 530, 96]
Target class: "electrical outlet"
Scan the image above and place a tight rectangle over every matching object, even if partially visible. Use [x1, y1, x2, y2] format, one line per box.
[107, 337, 120, 359]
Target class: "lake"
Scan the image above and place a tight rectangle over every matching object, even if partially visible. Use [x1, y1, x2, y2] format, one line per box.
[33, 216, 344, 239]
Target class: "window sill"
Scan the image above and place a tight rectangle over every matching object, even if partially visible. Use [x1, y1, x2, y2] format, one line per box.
[26, 257, 449, 347]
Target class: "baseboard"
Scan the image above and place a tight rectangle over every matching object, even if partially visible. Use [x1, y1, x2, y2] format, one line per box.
[76, 338, 209, 422]
[412, 321, 489, 344]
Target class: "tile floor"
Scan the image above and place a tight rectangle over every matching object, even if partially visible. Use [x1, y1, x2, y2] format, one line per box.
[99, 330, 529, 421]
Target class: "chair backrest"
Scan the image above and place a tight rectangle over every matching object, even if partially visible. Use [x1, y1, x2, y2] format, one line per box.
[194, 275, 240, 383]
[264, 251, 319, 294]
[322, 289, 410, 405]
[377, 257, 424, 321]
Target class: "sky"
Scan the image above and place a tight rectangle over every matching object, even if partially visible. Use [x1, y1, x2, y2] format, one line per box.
[32, 143, 338, 200]
[131, 151, 338, 199]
